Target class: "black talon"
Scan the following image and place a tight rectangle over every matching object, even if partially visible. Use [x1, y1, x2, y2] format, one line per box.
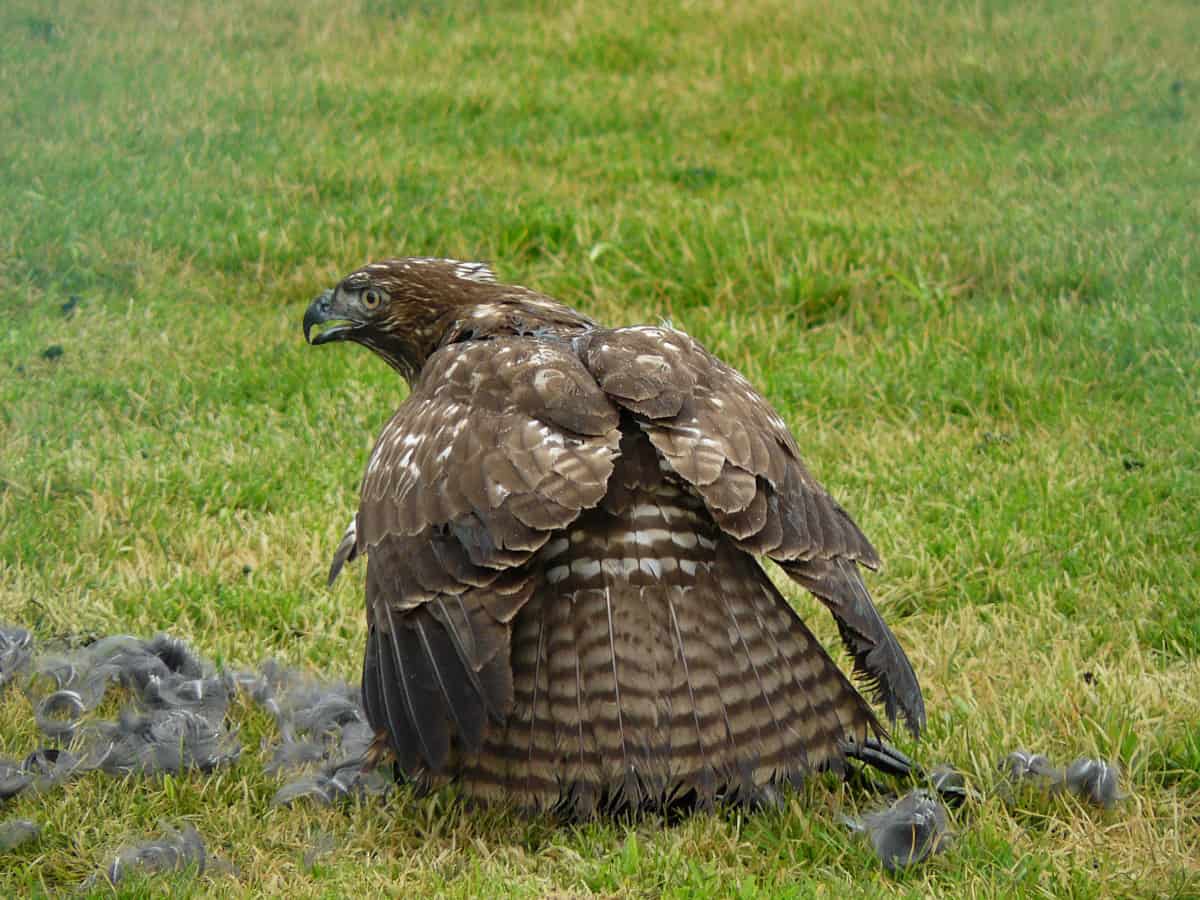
[842, 738, 921, 780]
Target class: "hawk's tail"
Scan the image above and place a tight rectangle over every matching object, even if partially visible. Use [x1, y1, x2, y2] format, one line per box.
[459, 487, 885, 817]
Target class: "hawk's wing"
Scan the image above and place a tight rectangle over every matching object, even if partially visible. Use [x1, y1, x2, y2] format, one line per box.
[354, 337, 621, 773]
[580, 325, 925, 737]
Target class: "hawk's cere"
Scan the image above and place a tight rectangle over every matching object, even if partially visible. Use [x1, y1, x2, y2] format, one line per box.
[303, 258, 925, 816]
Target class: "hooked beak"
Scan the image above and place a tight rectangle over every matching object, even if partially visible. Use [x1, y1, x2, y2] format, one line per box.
[303, 289, 357, 345]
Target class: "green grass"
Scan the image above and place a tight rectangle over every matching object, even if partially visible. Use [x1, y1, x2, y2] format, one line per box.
[2, 0, 1198, 895]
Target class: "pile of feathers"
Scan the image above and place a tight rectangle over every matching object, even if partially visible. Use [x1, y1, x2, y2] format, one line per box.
[0, 624, 389, 884]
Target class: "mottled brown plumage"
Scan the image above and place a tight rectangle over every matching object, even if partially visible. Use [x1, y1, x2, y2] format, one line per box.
[303, 257, 925, 817]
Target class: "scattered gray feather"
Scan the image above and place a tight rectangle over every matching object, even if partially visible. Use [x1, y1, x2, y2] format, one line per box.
[0, 748, 83, 801]
[80, 709, 240, 775]
[143, 635, 206, 679]
[23, 746, 84, 780]
[140, 673, 232, 723]
[265, 740, 328, 774]
[0, 626, 33, 690]
[0, 759, 34, 801]
[0, 819, 40, 851]
[999, 750, 1127, 809]
[272, 761, 391, 808]
[857, 789, 952, 873]
[34, 689, 88, 740]
[25, 653, 87, 696]
[1, 630, 387, 814]
[1064, 758, 1124, 809]
[231, 660, 297, 737]
[232, 660, 391, 806]
[1000, 749, 1063, 786]
[289, 690, 362, 737]
[302, 828, 339, 871]
[928, 764, 968, 808]
[272, 773, 344, 807]
[104, 825, 207, 885]
[338, 719, 376, 761]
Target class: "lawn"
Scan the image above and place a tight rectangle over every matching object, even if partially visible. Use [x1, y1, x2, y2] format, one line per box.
[1, 0, 1198, 895]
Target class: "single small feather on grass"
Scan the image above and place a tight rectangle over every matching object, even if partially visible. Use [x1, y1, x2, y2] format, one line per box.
[1000, 749, 1063, 786]
[0, 819, 40, 851]
[851, 789, 952, 873]
[0, 626, 33, 691]
[99, 825, 209, 885]
[1064, 758, 1125, 809]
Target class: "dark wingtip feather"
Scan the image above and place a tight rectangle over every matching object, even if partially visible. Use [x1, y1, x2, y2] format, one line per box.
[361, 629, 385, 735]
[841, 622, 926, 740]
[373, 616, 427, 775]
[785, 557, 926, 739]
[833, 559, 926, 738]
[394, 625, 451, 771]
[431, 596, 513, 725]
[412, 616, 488, 756]
[366, 591, 514, 777]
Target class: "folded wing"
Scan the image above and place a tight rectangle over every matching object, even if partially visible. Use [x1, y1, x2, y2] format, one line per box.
[355, 337, 622, 773]
[580, 325, 925, 737]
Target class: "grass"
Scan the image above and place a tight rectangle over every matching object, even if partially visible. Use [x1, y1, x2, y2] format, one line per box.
[1, 0, 1198, 895]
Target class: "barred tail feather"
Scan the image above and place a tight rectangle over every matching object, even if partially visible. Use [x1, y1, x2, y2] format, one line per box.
[456, 486, 884, 817]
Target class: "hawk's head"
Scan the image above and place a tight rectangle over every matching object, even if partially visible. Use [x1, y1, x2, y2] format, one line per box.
[303, 257, 500, 380]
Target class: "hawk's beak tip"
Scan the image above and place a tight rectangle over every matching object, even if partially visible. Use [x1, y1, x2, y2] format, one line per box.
[303, 289, 337, 346]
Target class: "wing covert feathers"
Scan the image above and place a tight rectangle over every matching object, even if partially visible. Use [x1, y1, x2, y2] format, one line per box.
[580, 326, 925, 737]
[357, 338, 620, 550]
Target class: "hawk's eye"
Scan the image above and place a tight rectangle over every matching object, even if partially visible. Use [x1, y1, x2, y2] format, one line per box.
[362, 288, 382, 310]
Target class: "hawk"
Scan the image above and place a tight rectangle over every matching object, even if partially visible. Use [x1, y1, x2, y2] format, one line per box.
[302, 258, 925, 817]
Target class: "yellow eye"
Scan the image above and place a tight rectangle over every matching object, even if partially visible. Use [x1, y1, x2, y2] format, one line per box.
[362, 288, 382, 310]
